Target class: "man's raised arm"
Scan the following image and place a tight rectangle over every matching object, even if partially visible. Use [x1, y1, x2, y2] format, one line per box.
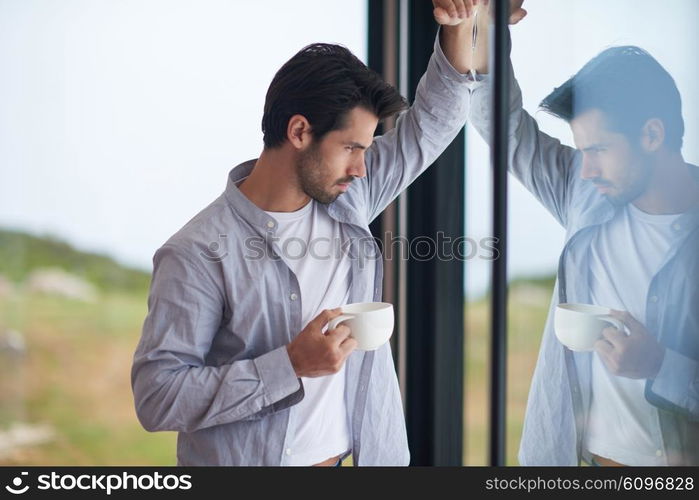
[359, 0, 480, 222]
[465, 0, 580, 228]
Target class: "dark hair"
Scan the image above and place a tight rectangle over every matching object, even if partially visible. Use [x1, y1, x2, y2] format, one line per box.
[261, 43, 407, 149]
[540, 46, 684, 151]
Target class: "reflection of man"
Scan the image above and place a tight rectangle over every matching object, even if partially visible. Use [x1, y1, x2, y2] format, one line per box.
[467, 1, 699, 465]
[131, 1, 479, 466]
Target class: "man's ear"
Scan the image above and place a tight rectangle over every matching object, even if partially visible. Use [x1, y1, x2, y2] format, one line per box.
[287, 115, 313, 150]
[640, 118, 665, 153]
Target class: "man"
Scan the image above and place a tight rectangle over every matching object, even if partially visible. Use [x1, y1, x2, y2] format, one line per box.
[131, 0, 480, 466]
[466, 1, 699, 465]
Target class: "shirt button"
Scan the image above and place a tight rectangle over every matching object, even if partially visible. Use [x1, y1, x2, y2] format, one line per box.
[267, 220, 275, 229]
[672, 223, 681, 231]
[290, 293, 298, 301]
[286, 448, 292, 456]
[650, 295, 658, 303]
[656, 449, 663, 457]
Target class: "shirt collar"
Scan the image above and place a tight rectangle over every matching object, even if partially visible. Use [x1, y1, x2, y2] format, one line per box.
[224, 160, 282, 236]
[223, 160, 366, 236]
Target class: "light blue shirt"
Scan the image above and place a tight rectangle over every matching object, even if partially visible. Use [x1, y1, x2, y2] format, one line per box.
[468, 58, 699, 466]
[131, 33, 472, 466]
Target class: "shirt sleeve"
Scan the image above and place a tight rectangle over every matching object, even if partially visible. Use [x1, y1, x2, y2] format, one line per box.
[361, 29, 472, 224]
[646, 347, 699, 420]
[131, 244, 303, 433]
[466, 30, 578, 228]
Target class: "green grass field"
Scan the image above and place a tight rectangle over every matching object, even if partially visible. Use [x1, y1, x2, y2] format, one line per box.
[464, 282, 551, 465]
[0, 291, 176, 465]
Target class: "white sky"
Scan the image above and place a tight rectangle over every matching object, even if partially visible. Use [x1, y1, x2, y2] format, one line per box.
[0, 0, 367, 268]
[1, 0, 697, 297]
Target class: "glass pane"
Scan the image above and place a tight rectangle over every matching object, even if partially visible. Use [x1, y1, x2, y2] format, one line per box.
[0, 0, 367, 465]
[464, 0, 699, 465]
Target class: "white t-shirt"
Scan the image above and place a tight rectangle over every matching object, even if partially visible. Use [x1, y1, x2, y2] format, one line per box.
[582, 203, 680, 465]
[265, 200, 354, 466]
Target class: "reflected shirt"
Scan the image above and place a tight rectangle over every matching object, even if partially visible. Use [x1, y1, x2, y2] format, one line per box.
[468, 61, 699, 465]
[582, 204, 680, 465]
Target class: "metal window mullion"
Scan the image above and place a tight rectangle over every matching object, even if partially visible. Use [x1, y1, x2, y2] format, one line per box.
[489, 0, 510, 467]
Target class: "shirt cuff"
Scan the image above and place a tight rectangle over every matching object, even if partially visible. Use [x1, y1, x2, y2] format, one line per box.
[649, 348, 696, 408]
[253, 345, 302, 406]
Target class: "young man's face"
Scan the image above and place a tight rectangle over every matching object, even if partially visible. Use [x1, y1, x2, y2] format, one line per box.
[571, 108, 652, 206]
[296, 106, 379, 204]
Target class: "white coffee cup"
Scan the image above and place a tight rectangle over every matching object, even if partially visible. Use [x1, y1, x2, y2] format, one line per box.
[327, 302, 394, 351]
[554, 303, 626, 352]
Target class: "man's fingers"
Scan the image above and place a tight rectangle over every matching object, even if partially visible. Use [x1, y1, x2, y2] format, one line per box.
[594, 344, 618, 374]
[310, 307, 343, 330]
[455, 0, 483, 18]
[433, 6, 458, 25]
[327, 324, 352, 344]
[433, 7, 451, 25]
[445, 0, 460, 19]
[509, 8, 527, 24]
[609, 309, 644, 336]
[433, 0, 478, 25]
[594, 338, 614, 356]
[339, 337, 358, 356]
[432, 0, 459, 20]
[601, 326, 626, 349]
[456, 0, 469, 19]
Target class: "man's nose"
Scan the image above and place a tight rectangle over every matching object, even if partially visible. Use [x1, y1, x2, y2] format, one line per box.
[580, 154, 600, 180]
[349, 154, 367, 179]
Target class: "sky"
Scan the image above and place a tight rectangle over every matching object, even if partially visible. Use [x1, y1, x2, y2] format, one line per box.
[1, 0, 697, 297]
[0, 0, 367, 268]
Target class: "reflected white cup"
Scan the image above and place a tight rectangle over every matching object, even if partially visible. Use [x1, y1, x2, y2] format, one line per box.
[327, 302, 394, 351]
[554, 303, 626, 352]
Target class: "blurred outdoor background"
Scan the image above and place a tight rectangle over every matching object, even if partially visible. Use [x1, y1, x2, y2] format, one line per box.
[1, 0, 697, 465]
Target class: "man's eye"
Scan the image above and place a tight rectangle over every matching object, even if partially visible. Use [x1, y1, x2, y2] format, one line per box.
[345, 146, 354, 152]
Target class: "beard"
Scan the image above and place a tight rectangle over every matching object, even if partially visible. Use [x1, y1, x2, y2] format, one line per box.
[601, 154, 653, 206]
[296, 143, 347, 205]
